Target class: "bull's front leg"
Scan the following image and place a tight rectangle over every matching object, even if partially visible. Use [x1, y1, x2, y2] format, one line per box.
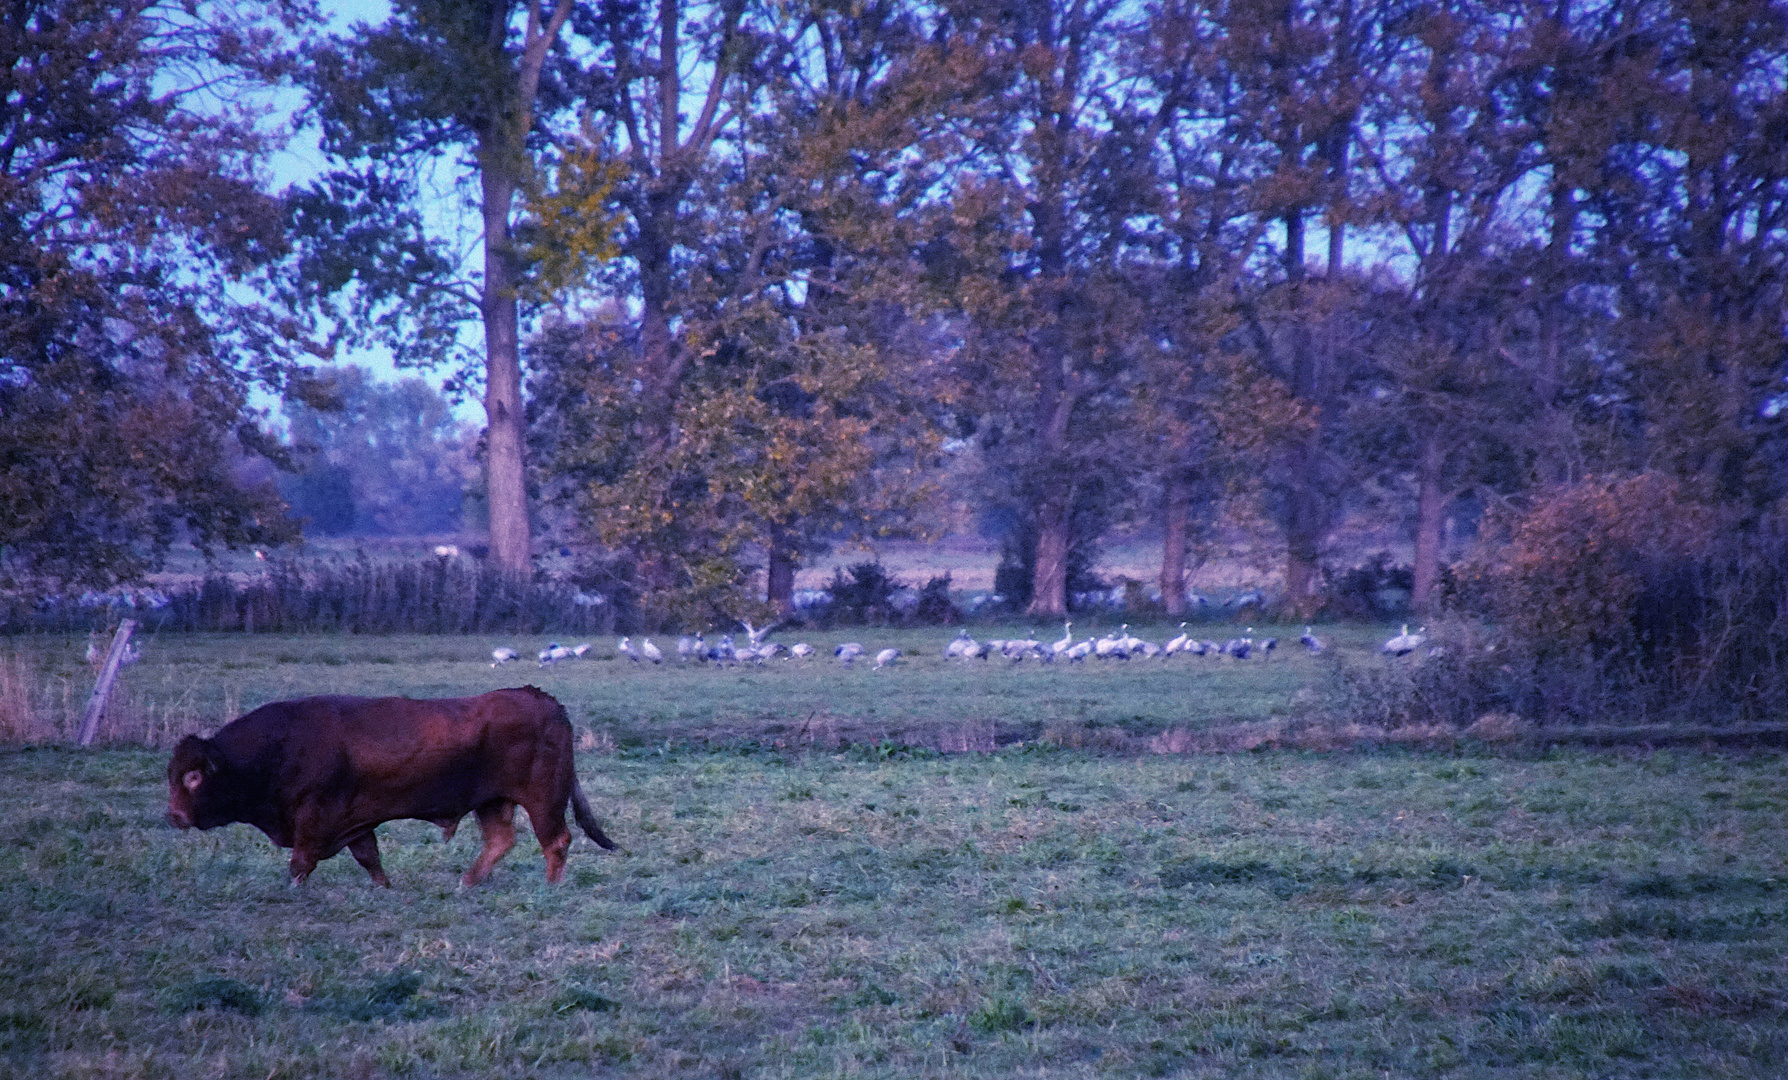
[288, 846, 320, 886]
[286, 806, 330, 886]
[347, 832, 391, 887]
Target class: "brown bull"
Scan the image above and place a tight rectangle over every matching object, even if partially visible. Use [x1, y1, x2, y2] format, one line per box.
[165, 686, 616, 886]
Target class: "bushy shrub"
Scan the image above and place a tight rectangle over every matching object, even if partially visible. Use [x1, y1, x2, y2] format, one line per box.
[1459, 473, 1722, 662]
[825, 561, 900, 624]
[912, 574, 961, 625]
[1322, 619, 1520, 728]
[1339, 474, 1788, 727]
[1324, 553, 1416, 619]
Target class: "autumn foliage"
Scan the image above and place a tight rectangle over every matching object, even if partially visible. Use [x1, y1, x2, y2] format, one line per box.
[1455, 475, 1788, 722]
[1466, 475, 1719, 659]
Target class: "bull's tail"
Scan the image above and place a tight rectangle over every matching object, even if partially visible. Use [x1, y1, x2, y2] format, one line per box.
[571, 778, 618, 850]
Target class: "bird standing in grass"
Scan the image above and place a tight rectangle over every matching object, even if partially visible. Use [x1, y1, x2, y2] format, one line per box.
[491, 647, 519, 667]
[835, 642, 865, 664]
[1300, 626, 1325, 654]
[791, 643, 816, 659]
[875, 648, 901, 669]
[640, 638, 664, 664]
[618, 637, 642, 663]
[1381, 625, 1426, 657]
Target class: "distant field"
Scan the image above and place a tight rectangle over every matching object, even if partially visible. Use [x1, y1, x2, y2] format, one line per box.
[2, 621, 1376, 749]
[2, 744, 1783, 1078]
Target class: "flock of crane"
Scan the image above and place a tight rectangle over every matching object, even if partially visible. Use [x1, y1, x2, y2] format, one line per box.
[71, 619, 1431, 671]
[490, 620, 1435, 670]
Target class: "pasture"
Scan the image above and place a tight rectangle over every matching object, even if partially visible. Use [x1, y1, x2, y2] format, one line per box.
[2, 623, 1347, 750]
[2, 627, 1785, 1078]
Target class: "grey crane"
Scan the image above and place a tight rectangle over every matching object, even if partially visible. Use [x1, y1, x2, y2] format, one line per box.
[1381, 625, 1427, 657]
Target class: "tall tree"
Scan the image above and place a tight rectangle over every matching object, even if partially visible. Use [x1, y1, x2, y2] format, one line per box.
[918, 0, 1173, 617]
[0, 0, 310, 591]
[1369, 4, 1547, 612]
[1571, 0, 1788, 509]
[1133, 0, 1273, 615]
[1215, 0, 1392, 616]
[525, 0, 949, 620]
[297, 0, 580, 573]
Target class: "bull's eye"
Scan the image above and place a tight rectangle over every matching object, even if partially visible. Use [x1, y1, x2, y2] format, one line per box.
[182, 769, 204, 793]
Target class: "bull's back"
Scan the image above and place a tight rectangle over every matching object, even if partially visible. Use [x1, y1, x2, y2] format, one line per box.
[338, 689, 569, 809]
[229, 689, 572, 825]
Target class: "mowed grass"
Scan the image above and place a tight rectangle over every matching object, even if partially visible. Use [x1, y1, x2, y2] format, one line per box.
[3, 623, 1357, 748]
[2, 743, 1785, 1078]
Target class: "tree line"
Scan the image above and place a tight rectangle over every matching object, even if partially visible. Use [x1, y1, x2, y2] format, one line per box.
[3, 0, 1784, 639]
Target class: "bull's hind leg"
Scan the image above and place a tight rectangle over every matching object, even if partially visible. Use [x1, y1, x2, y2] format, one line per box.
[462, 801, 517, 887]
[347, 832, 391, 887]
[524, 799, 573, 884]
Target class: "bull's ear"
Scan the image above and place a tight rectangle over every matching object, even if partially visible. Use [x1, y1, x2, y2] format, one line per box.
[182, 769, 205, 793]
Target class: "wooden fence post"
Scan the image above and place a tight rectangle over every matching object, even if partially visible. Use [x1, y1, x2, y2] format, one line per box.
[77, 618, 137, 747]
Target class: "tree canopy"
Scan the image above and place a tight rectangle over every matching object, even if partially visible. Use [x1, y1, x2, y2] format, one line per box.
[11, 0, 1785, 632]
[0, 0, 316, 590]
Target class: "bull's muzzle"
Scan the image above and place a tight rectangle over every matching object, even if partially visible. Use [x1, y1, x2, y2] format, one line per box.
[166, 809, 192, 829]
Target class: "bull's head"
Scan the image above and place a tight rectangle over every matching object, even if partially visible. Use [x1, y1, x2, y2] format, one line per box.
[165, 735, 224, 829]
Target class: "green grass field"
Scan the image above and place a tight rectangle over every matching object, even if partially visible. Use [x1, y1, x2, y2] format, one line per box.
[3, 628, 1785, 1078]
[4, 622, 1356, 750]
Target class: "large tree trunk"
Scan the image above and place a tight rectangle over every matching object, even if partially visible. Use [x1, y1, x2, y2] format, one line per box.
[766, 525, 795, 617]
[1282, 433, 1326, 619]
[1411, 434, 1446, 614]
[480, 161, 531, 575]
[1024, 351, 1073, 617]
[1287, 489, 1330, 615]
[1159, 472, 1190, 616]
[1278, 251, 1329, 619]
[1023, 318, 1074, 617]
[635, 207, 683, 452]
[1532, 181, 1578, 484]
[472, 0, 575, 576]
[1029, 497, 1071, 616]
